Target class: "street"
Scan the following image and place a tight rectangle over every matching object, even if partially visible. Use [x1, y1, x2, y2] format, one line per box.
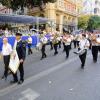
[0, 46, 100, 100]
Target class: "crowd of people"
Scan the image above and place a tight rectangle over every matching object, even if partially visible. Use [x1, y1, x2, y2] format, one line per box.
[0, 29, 100, 85]
[38, 30, 100, 68]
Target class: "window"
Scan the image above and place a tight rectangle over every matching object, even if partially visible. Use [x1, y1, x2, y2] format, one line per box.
[94, 8, 99, 14]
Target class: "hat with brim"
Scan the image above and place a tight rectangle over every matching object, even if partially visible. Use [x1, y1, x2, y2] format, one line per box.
[15, 33, 22, 36]
[82, 34, 86, 37]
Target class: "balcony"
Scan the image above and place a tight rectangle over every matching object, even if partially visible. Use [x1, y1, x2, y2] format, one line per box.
[56, 0, 78, 16]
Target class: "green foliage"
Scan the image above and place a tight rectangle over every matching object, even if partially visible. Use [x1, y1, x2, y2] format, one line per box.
[87, 16, 100, 31]
[0, 0, 56, 11]
[78, 15, 100, 31]
[78, 15, 91, 30]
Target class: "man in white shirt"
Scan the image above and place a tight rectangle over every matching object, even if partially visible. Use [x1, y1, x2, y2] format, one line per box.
[27, 35, 33, 55]
[40, 34, 47, 60]
[62, 33, 71, 59]
[1, 37, 12, 80]
[79, 34, 90, 69]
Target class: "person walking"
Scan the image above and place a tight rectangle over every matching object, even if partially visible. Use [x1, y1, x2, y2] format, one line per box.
[27, 35, 33, 55]
[11, 33, 26, 84]
[62, 33, 71, 59]
[78, 34, 90, 69]
[91, 34, 99, 63]
[52, 33, 59, 55]
[40, 34, 48, 60]
[1, 37, 12, 80]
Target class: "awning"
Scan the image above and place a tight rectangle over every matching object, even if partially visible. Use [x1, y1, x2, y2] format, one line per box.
[0, 14, 48, 24]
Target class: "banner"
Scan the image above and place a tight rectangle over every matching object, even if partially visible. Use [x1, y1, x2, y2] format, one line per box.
[9, 50, 20, 74]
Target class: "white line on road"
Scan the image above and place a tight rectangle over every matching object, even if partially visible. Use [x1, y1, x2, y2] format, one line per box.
[0, 55, 82, 97]
[19, 88, 40, 100]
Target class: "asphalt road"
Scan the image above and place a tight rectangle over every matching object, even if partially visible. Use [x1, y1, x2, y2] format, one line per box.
[0, 45, 100, 100]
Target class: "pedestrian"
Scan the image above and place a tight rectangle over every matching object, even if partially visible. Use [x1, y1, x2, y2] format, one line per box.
[11, 33, 26, 84]
[1, 37, 12, 80]
[49, 32, 54, 50]
[62, 33, 71, 59]
[27, 34, 33, 55]
[78, 34, 90, 69]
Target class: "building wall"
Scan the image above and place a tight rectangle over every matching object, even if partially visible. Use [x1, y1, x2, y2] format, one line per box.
[28, 0, 83, 33]
[0, 4, 12, 14]
[83, 0, 100, 16]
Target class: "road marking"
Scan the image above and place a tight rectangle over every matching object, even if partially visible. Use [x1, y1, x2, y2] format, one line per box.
[0, 54, 85, 97]
[19, 88, 40, 100]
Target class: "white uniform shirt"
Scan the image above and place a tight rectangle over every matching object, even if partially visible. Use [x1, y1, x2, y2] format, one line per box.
[2, 43, 12, 56]
[40, 37, 48, 44]
[79, 39, 90, 50]
[28, 37, 32, 44]
[97, 37, 100, 46]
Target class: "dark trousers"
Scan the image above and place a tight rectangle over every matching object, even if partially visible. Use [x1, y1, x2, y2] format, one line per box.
[54, 44, 58, 55]
[28, 43, 33, 55]
[65, 45, 70, 58]
[73, 40, 77, 48]
[77, 41, 80, 47]
[41, 44, 46, 58]
[3, 55, 10, 78]
[92, 46, 98, 62]
[98, 46, 100, 52]
[58, 41, 61, 48]
[50, 42, 53, 50]
[79, 51, 87, 67]
[12, 62, 24, 82]
[63, 42, 65, 51]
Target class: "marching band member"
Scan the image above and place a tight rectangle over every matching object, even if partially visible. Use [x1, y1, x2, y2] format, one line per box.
[52, 32, 59, 55]
[56, 31, 62, 49]
[11, 33, 26, 84]
[97, 35, 100, 52]
[49, 32, 54, 50]
[78, 34, 90, 69]
[91, 34, 99, 63]
[73, 34, 77, 48]
[1, 37, 12, 80]
[40, 34, 48, 60]
[76, 34, 81, 48]
[62, 33, 66, 52]
[62, 33, 71, 59]
[27, 34, 33, 55]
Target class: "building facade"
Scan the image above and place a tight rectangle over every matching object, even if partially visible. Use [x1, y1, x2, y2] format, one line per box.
[28, 0, 83, 33]
[0, 4, 12, 14]
[83, 0, 100, 16]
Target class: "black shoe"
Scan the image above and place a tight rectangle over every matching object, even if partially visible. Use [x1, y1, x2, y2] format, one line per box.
[93, 60, 97, 63]
[81, 64, 84, 69]
[40, 57, 44, 60]
[66, 56, 69, 59]
[44, 54, 47, 58]
[18, 80, 24, 85]
[1, 75, 4, 79]
[1, 75, 7, 80]
[10, 80, 18, 84]
[54, 52, 58, 55]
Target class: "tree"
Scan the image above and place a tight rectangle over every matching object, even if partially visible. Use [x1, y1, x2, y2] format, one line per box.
[0, 0, 56, 11]
[87, 16, 100, 31]
[78, 15, 91, 30]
